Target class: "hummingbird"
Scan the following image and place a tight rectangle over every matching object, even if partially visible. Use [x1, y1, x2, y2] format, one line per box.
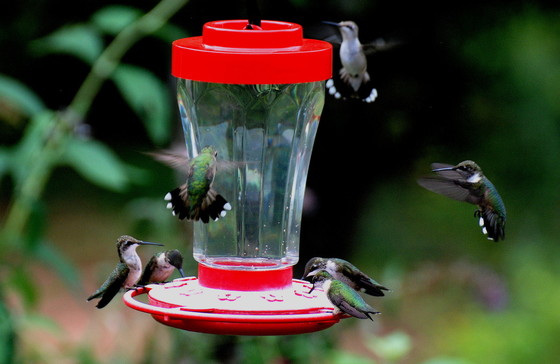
[137, 249, 185, 286]
[309, 270, 380, 320]
[417, 160, 506, 241]
[152, 146, 232, 223]
[87, 235, 164, 309]
[322, 21, 399, 103]
[302, 257, 389, 297]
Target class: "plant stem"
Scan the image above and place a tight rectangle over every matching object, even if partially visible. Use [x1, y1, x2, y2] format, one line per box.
[71, 0, 189, 118]
[1, 0, 189, 245]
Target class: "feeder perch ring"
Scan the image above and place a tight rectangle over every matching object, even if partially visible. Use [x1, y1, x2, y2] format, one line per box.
[123, 277, 344, 336]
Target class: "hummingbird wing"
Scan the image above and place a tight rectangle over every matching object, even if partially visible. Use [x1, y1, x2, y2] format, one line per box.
[418, 163, 483, 205]
[137, 255, 158, 286]
[361, 38, 402, 55]
[146, 150, 193, 174]
[335, 259, 389, 297]
[417, 177, 476, 203]
[87, 263, 129, 309]
[149, 149, 242, 173]
[354, 272, 390, 297]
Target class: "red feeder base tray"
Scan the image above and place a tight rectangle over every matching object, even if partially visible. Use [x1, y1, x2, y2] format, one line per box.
[123, 277, 343, 335]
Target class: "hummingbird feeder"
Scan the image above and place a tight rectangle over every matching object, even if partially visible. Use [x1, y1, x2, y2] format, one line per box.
[124, 19, 337, 335]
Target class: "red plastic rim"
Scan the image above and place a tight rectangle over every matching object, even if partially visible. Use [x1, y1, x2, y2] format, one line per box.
[198, 263, 293, 291]
[123, 278, 343, 335]
[172, 19, 332, 84]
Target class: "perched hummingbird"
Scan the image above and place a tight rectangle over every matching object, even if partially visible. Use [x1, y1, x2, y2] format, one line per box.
[152, 146, 232, 223]
[309, 270, 380, 320]
[302, 257, 389, 297]
[417, 160, 506, 241]
[137, 249, 185, 286]
[322, 21, 399, 103]
[87, 235, 163, 309]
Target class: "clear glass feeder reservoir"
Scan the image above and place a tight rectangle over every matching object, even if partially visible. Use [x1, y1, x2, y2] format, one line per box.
[124, 20, 338, 335]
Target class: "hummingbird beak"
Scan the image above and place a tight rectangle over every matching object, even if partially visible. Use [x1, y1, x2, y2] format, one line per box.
[305, 268, 321, 278]
[138, 241, 164, 247]
[304, 270, 318, 280]
[178, 268, 185, 277]
[322, 21, 341, 27]
[431, 166, 456, 172]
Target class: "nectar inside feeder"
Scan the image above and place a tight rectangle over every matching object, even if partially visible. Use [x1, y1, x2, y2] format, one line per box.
[124, 19, 336, 335]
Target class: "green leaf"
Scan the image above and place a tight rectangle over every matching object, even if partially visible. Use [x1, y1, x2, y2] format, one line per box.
[60, 138, 129, 191]
[330, 351, 377, 364]
[34, 241, 81, 292]
[0, 297, 16, 363]
[91, 5, 142, 36]
[153, 23, 189, 43]
[18, 312, 61, 334]
[112, 64, 171, 145]
[421, 358, 475, 364]
[366, 331, 412, 362]
[11, 110, 57, 185]
[31, 24, 103, 64]
[25, 200, 46, 251]
[0, 74, 46, 117]
[9, 267, 39, 308]
[0, 147, 12, 178]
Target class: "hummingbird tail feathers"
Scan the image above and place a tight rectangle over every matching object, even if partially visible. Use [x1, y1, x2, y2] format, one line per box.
[475, 209, 505, 242]
[359, 277, 390, 297]
[87, 285, 121, 309]
[338, 301, 380, 320]
[201, 189, 231, 223]
[164, 187, 231, 223]
[326, 76, 377, 103]
[86, 291, 103, 301]
[165, 187, 189, 219]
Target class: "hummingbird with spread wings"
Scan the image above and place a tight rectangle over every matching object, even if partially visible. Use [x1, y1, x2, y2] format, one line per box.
[322, 20, 401, 103]
[150, 146, 232, 223]
[418, 160, 506, 241]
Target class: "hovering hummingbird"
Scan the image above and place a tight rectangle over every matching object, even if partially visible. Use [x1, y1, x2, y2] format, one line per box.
[302, 257, 389, 297]
[87, 235, 163, 309]
[417, 160, 506, 241]
[322, 20, 399, 103]
[137, 249, 185, 286]
[309, 270, 380, 320]
[152, 146, 232, 223]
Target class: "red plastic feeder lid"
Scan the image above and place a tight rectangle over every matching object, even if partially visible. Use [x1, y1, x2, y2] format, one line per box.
[172, 20, 332, 84]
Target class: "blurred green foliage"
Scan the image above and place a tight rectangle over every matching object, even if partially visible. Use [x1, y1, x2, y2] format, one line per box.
[0, 1, 187, 362]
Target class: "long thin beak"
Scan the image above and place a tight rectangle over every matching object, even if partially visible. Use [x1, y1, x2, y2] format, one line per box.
[432, 166, 456, 172]
[178, 268, 185, 277]
[304, 271, 317, 280]
[138, 241, 164, 246]
[322, 21, 341, 27]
